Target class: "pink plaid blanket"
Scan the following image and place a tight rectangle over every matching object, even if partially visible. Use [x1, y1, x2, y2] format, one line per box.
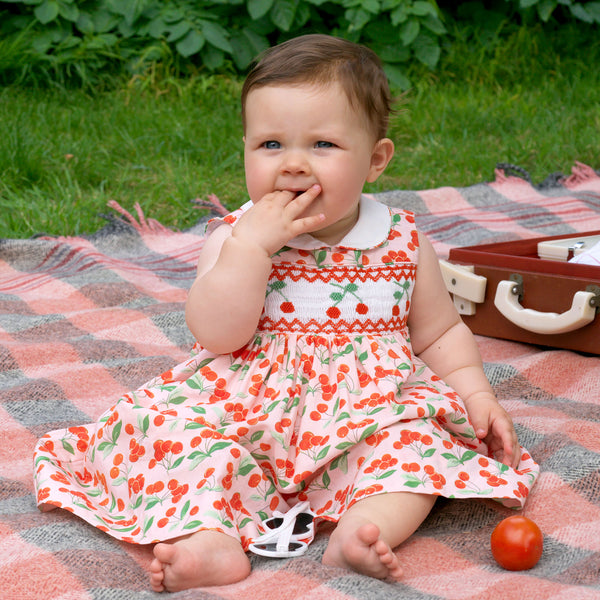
[2, 164, 600, 600]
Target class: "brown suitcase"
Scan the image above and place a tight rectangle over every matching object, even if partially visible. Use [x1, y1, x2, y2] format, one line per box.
[441, 231, 600, 354]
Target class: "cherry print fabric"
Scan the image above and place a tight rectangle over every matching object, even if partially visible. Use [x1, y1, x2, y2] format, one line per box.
[33, 199, 539, 547]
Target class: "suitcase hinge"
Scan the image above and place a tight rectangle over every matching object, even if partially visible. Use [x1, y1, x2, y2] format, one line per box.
[508, 274, 524, 300]
[586, 285, 600, 312]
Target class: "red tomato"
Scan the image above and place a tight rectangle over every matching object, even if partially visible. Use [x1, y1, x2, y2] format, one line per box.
[491, 516, 543, 571]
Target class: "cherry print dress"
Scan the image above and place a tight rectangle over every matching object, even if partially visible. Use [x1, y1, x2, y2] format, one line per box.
[33, 196, 539, 548]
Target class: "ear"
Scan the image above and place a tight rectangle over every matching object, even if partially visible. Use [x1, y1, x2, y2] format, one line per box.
[367, 138, 394, 183]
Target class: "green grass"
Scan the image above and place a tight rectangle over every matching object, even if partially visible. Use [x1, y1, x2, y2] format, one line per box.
[1, 23, 599, 239]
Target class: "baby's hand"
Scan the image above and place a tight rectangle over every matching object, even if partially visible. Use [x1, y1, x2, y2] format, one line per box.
[232, 185, 324, 256]
[468, 395, 521, 469]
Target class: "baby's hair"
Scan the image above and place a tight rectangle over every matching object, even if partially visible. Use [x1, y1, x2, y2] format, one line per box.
[241, 34, 392, 140]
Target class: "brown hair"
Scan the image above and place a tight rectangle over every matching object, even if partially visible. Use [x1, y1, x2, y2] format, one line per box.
[241, 34, 392, 140]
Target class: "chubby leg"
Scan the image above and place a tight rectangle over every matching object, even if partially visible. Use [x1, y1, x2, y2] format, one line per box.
[149, 529, 251, 592]
[322, 492, 436, 580]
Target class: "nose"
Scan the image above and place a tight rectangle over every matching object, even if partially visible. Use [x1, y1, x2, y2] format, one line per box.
[280, 150, 311, 175]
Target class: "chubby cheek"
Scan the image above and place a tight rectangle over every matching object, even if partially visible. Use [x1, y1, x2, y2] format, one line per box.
[244, 159, 270, 202]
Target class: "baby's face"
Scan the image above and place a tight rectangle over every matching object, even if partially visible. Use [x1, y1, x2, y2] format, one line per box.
[243, 82, 381, 243]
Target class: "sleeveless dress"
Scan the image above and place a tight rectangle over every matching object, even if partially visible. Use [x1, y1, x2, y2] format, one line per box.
[33, 196, 539, 549]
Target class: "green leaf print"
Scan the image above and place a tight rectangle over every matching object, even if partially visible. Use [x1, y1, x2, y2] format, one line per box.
[98, 440, 116, 459]
[403, 477, 423, 488]
[139, 414, 150, 435]
[111, 421, 122, 444]
[250, 430, 264, 443]
[353, 250, 364, 267]
[143, 515, 155, 535]
[181, 500, 191, 519]
[335, 441, 354, 451]
[146, 497, 161, 510]
[360, 424, 378, 441]
[132, 495, 143, 509]
[197, 358, 215, 369]
[238, 459, 256, 477]
[61, 439, 75, 455]
[392, 404, 406, 416]
[330, 452, 349, 474]
[186, 378, 203, 390]
[334, 411, 351, 423]
[316, 445, 331, 461]
[240, 516, 254, 528]
[172, 456, 185, 469]
[183, 520, 205, 530]
[315, 249, 327, 267]
[441, 449, 477, 468]
[168, 396, 188, 405]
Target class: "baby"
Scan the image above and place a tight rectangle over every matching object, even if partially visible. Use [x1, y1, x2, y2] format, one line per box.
[34, 34, 538, 593]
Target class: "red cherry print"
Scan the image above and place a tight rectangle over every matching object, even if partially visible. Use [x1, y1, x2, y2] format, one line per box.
[280, 301, 295, 313]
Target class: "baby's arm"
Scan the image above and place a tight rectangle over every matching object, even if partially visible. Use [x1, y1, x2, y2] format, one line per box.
[408, 233, 520, 468]
[185, 186, 324, 354]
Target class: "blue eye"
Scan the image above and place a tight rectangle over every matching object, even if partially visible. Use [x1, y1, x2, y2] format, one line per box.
[263, 141, 280, 149]
[315, 141, 334, 148]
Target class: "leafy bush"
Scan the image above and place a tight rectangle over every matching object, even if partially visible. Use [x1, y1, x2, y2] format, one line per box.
[0, 0, 598, 89]
[0, 0, 445, 88]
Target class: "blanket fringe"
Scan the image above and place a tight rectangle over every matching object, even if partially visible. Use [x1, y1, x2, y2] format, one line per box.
[107, 194, 229, 235]
[494, 161, 599, 188]
[191, 194, 230, 217]
[107, 200, 174, 235]
[561, 162, 600, 188]
[494, 163, 532, 184]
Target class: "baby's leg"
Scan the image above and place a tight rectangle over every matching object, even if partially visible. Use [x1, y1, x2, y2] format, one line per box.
[149, 529, 250, 592]
[322, 492, 436, 580]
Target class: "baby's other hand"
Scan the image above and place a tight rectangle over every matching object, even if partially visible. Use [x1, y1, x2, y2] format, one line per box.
[468, 395, 521, 469]
[233, 185, 324, 256]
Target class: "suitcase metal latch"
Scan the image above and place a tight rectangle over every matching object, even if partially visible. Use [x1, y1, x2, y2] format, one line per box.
[439, 260, 487, 315]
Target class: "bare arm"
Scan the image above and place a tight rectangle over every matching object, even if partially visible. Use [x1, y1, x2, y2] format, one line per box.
[408, 233, 520, 467]
[185, 186, 324, 354]
[185, 225, 272, 354]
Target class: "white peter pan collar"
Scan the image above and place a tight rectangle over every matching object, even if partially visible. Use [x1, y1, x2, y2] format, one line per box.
[238, 195, 391, 251]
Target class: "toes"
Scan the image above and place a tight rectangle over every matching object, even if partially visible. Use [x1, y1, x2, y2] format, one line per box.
[356, 522, 381, 546]
[387, 563, 403, 580]
[153, 542, 176, 564]
[149, 557, 164, 574]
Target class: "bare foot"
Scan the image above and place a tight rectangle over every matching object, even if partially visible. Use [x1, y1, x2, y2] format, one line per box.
[149, 529, 251, 592]
[322, 521, 402, 580]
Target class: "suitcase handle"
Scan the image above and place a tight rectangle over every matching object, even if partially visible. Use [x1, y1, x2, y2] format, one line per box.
[494, 279, 597, 334]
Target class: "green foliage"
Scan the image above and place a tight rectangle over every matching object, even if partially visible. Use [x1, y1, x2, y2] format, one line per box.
[509, 0, 600, 23]
[442, 0, 600, 26]
[0, 0, 598, 88]
[0, 0, 446, 88]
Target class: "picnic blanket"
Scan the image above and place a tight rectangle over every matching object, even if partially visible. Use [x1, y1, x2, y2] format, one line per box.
[2, 163, 600, 600]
